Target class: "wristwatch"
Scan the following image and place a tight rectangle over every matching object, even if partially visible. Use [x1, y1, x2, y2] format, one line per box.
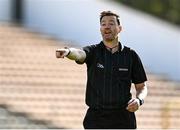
[137, 97, 144, 106]
[64, 47, 71, 56]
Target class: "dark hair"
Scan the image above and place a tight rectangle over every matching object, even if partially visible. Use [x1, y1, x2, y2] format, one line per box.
[100, 11, 120, 25]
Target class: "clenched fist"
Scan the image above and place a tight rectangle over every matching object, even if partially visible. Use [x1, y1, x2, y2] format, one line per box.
[126, 98, 140, 112]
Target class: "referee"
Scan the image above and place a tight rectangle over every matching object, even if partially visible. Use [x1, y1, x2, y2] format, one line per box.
[56, 11, 148, 129]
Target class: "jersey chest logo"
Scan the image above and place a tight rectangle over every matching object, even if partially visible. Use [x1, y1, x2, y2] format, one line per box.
[97, 63, 104, 69]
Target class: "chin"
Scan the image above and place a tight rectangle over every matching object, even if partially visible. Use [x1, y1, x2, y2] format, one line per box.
[105, 40, 113, 43]
[104, 38, 114, 42]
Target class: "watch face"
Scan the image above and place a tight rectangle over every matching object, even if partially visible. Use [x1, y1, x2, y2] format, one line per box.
[138, 98, 144, 105]
[140, 99, 144, 105]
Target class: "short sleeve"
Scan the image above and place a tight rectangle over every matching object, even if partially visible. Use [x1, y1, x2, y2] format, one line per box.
[131, 50, 147, 84]
[75, 45, 96, 65]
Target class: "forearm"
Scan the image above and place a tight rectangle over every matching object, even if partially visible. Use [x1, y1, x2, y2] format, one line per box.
[135, 82, 148, 100]
[127, 83, 147, 112]
[66, 48, 86, 63]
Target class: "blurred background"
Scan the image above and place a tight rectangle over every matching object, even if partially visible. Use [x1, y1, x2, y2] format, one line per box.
[0, 0, 180, 129]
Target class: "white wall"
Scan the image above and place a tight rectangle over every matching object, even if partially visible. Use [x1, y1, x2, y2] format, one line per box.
[23, 0, 102, 44]
[0, 0, 12, 21]
[23, 0, 180, 81]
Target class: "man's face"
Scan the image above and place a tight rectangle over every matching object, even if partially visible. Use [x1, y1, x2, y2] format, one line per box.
[100, 16, 122, 42]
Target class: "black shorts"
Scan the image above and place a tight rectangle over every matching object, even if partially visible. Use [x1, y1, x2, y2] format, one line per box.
[83, 108, 137, 129]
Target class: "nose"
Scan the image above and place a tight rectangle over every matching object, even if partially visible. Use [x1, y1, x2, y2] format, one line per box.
[104, 24, 110, 29]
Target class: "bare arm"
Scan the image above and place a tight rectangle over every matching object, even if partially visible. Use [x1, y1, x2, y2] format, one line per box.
[126, 82, 148, 112]
[56, 47, 86, 63]
[135, 82, 148, 100]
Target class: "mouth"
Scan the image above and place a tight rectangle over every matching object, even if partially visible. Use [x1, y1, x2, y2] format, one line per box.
[104, 30, 111, 34]
[104, 32, 112, 36]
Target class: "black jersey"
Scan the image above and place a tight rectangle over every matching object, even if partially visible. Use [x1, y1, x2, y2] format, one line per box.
[76, 41, 147, 109]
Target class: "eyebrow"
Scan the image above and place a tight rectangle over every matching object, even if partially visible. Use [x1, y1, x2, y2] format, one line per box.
[101, 20, 116, 23]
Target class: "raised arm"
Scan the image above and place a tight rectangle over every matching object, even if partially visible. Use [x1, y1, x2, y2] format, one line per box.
[56, 47, 86, 63]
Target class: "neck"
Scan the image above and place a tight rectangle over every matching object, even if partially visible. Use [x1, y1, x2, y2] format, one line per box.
[103, 38, 119, 48]
[103, 38, 119, 53]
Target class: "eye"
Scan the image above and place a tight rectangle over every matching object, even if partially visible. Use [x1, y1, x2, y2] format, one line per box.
[101, 23, 106, 26]
[109, 22, 115, 25]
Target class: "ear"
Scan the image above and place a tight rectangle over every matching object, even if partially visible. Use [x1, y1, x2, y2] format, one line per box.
[118, 25, 122, 33]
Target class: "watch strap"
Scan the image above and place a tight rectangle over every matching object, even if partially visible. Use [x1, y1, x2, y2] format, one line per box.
[137, 97, 144, 106]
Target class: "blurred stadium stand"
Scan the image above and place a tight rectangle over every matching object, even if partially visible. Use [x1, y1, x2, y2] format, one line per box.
[0, 104, 55, 129]
[0, 23, 180, 129]
[0, 23, 87, 128]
